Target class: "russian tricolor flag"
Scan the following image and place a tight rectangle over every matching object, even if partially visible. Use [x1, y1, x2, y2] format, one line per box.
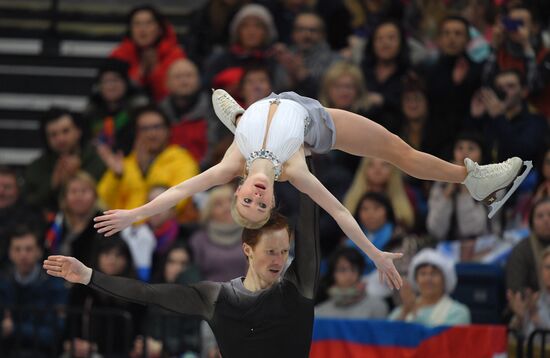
[311, 319, 507, 358]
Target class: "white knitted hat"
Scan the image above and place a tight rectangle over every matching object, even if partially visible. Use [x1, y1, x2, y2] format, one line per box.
[229, 4, 277, 45]
[407, 248, 457, 294]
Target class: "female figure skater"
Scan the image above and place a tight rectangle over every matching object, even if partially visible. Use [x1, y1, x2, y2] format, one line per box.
[94, 89, 529, 289]
[47, 187, 322, 358]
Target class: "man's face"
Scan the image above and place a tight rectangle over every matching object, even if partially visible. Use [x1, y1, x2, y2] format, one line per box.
[244, 228, 290, 286]
[506, 9, 533, 44]
[135, 112, 169, 154]
[333, 257, 360, 289]
[292, 14, 324, 52]
[9, 234, 41, 276]
[45, 115, 81, 155]
[0, 174, 18, 209]
[438, 20, 469, 56]
[494, 72, 524, 110]
[533, 202, 550, 240]
[166, 59, 200, 97]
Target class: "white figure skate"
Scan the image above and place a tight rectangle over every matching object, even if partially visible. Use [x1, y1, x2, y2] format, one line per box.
[212, 89, 244, 134]
[462, 157, 532, 219]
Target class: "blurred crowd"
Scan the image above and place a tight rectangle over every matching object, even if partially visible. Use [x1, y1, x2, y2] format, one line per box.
[1, 0, 550, 357]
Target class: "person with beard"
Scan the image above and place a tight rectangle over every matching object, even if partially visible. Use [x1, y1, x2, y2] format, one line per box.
[24, 108, 105, 211]
[482, 5, 550, 119]
[160, 59, 211, 163]
[419, 15, 483, 158]
[83, 59, 148, 156]
[45, 186, 322, 358]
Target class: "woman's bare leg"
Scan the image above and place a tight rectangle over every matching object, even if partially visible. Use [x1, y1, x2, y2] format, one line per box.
[327, 108, 467, 183]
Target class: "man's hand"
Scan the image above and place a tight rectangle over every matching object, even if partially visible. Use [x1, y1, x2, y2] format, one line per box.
[43, 256, 92, 285]
[96, 143, 124, 176]
[480, 88, 506, 118]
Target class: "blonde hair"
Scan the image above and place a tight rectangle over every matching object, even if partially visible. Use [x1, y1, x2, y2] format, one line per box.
[230, 194, 271, 229]
[318, 61, 370, 113]
[200, 184, 234, 223]
[343, 157, 415, 228]
[59, 171, 99, 212]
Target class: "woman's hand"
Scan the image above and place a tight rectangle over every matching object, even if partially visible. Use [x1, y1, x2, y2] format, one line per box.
[93, 209, 136, 237]
[374, 251, 404, 290]
[43, 255, 92, 285]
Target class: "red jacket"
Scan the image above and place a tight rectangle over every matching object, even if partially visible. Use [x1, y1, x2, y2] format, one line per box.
[110, 24, 186, 101]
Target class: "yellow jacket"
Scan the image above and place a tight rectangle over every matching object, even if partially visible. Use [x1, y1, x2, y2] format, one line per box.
[98, 144, 199, 216]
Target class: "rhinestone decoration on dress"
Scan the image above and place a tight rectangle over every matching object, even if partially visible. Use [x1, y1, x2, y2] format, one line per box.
[246, 149, 282, 181]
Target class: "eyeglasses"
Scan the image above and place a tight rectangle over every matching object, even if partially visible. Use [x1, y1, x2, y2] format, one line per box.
[138, 123, 166, 132]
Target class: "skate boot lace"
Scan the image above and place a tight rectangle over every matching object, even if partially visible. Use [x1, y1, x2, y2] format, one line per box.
[471, 159, 513, 178]
[217, 92, 238, 118]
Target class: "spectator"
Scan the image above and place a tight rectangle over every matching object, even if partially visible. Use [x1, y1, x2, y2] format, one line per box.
[344, 157, 415, 230]
[64, 238, 143, 358]
[273, 11, 340, 97]
[187, 0, 251, 64]
[345, 192, 399, 275]
[146, 186, 180, 269]
[318, 61, 371, 115]
[399, 72, 430, 152]
[258, 0, 311, 46]
[361, 20, 410, 134]
[189, 185, 247, 282]
[427, 131, 495, 245]
[507, 246, 550, 339]
[506, 197, 550, 293]
[110, 5, 186, 101]
[318, 60, 371, 175]
[240, 64, 274, 109]
[420, 15, 483, 158]
[0, 166, 43, 267]
[83, 58, 148, 155]
[45, 172, 103, 267]
[315, 247, 388, 318]
[390, 248, 471, 326]
[97, 105, 199, 222]
[131, 243, 201, 358]
[470, 69, 548, 163]
[24, 108, 105, 211]
[204, 4, 280, 97]
[482, 5, 550, 118]
[0, 225, 67, 357]
[160, 58, 210, 163]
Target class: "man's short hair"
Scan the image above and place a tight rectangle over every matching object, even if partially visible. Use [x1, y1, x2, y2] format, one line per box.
[7, 225, 43, 249]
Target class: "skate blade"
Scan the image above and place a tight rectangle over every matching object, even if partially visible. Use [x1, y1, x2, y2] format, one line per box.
[487, 161, 533, 219]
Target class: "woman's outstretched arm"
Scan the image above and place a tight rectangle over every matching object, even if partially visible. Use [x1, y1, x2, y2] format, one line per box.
[287, 154, 403, 289]
[94, 142, 242, 236]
